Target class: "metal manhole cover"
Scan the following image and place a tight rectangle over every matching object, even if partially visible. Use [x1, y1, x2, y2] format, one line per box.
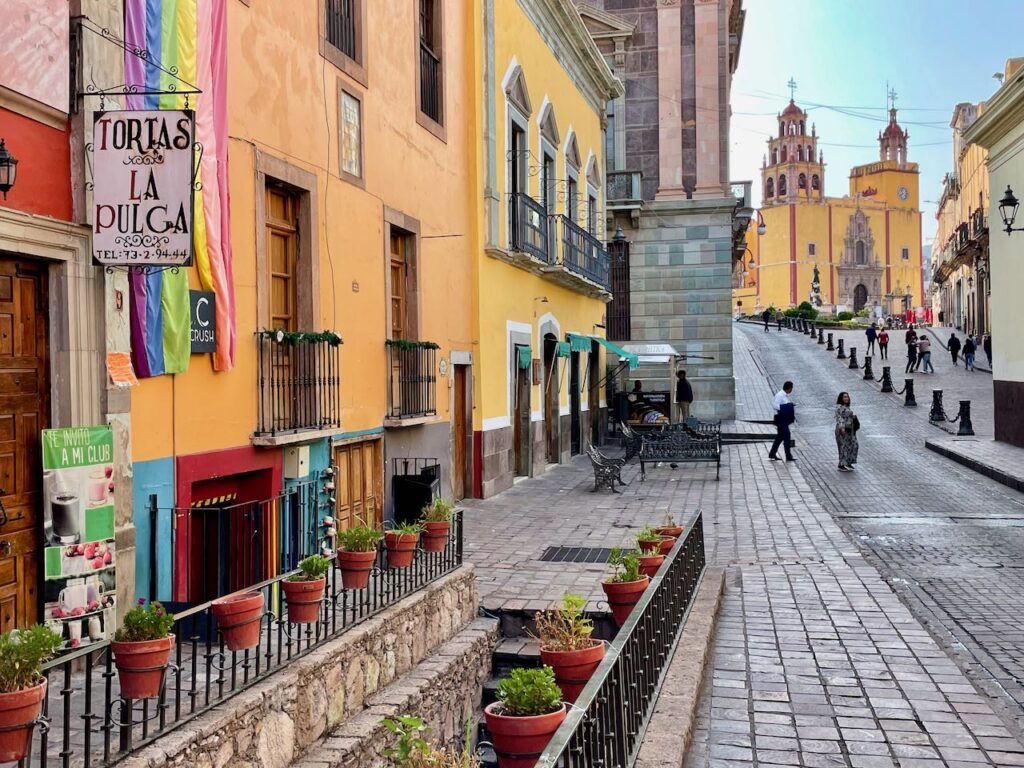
[539, 547, 614, 564]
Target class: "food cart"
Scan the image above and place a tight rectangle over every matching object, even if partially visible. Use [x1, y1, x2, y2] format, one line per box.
[610, 343, 681, 428]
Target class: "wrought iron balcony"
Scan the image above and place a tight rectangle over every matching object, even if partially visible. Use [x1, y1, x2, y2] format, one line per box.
[971, 208, 988, 239]
[387, 340, 438, 420]
[419, 41, 441, 123]
[256, 330, 342, 438]
[559, 215, 610, 289]
[954, 222, 970, 253]
[509, 191, 551, 263]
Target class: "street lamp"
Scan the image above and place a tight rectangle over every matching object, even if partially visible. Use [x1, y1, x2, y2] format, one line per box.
[998, 185, 1023, 234]
[756, 210, 767, 236]
[0, 139, 17, 200]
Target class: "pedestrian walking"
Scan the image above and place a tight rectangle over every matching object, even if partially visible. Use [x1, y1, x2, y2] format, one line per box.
[984, 334, 992, 366]
[904, 324, 917, 348]
[768, 381, 796, 462]
[674, 370, 693, 423]
[762, 309, 771, 332]
[905, 335, 918, 373]
[878, 328, 889, 360]
[776, 310, 783, 331]
[917, 334, 934, 373]
[963, 335, 977, 371]
[948, 332, 961, 366]
[834, 392, 859, 472]
[865, 324, 878, 356]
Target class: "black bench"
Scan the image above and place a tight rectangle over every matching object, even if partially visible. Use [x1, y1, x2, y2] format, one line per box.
[619, 423, 644, 463]
[639, 431, 721, 481]
[586, 444, 628, 493]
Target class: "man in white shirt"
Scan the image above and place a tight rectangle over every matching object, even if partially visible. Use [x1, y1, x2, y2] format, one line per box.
[768, 381, 795, 462]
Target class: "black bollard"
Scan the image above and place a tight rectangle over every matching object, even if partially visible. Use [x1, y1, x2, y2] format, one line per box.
[817, 328, 825, 344]
[863, 355, 874, 380]
[929, 389, 947, 422]
[880, 366, 894, 393]
[837, 339, 846, 359]
[957, 401, 975, 436]
[904, 379, 917, 406]
[848, 347, 859, 369]
[826, 332, 835, 351]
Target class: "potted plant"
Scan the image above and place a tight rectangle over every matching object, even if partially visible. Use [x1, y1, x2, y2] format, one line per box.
[385, 522, 424, 569]
[532, 594, 604, 703]
[211, 590, 264, 652]
[112, 599, 175, 699]
[484, 666, 566, 768]
[655, 513, 683, 538]
[600, 549, 649, 627]
[381, 714, 479, 767]
[420, 498, 454, 553]
[635, 526, 662, 554]
[637, 550, 664, 579]
[0, 625, 62, 762]
[337, 525, 383, 590]
[282, 554, 329, 624]
[657, 535, 677, 556]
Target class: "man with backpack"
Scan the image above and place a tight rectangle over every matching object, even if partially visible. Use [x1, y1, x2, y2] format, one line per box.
[768, 381, 796, 462]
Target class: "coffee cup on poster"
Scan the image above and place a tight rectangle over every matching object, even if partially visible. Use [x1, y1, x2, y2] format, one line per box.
[88, 470, 108, 505]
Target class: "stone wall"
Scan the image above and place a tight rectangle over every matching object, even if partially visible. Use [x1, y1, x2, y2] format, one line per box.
[122, 565, 479, 768]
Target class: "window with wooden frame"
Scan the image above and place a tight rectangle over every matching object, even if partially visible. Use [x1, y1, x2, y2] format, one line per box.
[321, 0, 367, 85]
[416, 0, 444, 136]
[266, 185, 299, 331]
[388, 225, 419, 341]
[338, 84, 364, 186]
[565, 134, 581, 223]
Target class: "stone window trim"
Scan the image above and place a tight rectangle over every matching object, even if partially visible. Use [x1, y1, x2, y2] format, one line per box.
[383, 206, 422, 342]
[255, 152, 320, 334]
[901, 247, 910, 261]
[319, 0, 368, 88]
[808, 243, 816, 257]
[337, 80, 365, 189]
[415, 0, 446, 142]
[506, 103, 531, 250]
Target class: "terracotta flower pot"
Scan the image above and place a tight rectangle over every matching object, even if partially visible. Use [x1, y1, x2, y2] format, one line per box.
[637, 538, 661, 554]
[338, 549, 377, 590]
[658, 536, 677, 556]
[656, 525, 683, 538]
[385, 532, 420, 569]
[112, 634, 175, 699]
[484, 701, 567, 768]
[282, 578, 325, 624]
[601, 577, 650, 627]
[0, 680, 46, 762]
[539, 641, 605, 703]
[212, 591, 264, 651]
[638, 553, 664, 579]
[421, 521, 451, 553]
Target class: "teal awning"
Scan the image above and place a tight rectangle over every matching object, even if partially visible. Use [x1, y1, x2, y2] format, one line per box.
[516, 345, 532, 369]
[567, 333, 591, 353]
[556, 341, 571, 358]
[590, 336, 639, 370]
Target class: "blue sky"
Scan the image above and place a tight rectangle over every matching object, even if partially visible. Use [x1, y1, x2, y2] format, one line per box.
[730, 0, 1023, 245]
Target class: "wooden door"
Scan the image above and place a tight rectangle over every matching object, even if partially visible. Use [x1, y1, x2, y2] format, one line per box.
[334, 439, 383, 531]
[266, 187, 299, 430]
[570, 352, 581, 456]
[0, 257, 47, 629]
[452, 366, 468, 500]
[543, 340, 558, 464]
[513, 350, 531, 477]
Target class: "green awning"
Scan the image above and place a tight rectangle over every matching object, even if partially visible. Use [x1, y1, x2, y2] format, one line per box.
[567, 333, 591, 353]
[590, 336, 639, 370]
[516, 346, 532, 369]
[556, 341, 571, 358]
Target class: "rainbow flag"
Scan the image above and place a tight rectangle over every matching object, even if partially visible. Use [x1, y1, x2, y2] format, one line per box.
[123, 0, 236, 375]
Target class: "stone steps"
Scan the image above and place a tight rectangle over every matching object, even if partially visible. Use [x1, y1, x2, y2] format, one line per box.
[291, 617, 500, 768]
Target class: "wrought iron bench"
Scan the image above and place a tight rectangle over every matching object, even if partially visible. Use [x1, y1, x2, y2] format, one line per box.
[586, 443, 628, 493]
[639, 430, 721, 481]
[619, 423, 644, 463]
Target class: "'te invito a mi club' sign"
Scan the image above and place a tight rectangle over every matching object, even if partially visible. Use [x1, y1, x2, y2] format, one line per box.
[91, 110, 195, 267]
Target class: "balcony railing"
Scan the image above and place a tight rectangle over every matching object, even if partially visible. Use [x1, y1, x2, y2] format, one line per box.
[509, 191, 550, 262]
[22, 509, 464, 768]
[971, 208, 988, 239]
[606, 170, 642, 203]
[256, 330, 342, 437]
[419, 42, 441, 123]
[954, 222, 970, 253]
[560, 215, 610, 289]
[325, 0, 357, 59]
[387, 340, 438, 420]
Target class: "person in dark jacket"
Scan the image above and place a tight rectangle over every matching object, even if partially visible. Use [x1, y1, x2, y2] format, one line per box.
[675, 370, 694, 422]
[948, 332, 961, 366]
[905, 335, 918, 373]
[768, 382, 796, 462]
[865, 324, 878, 355]
[762, 309, 771, 332]
[984, 334, 992, 366]
[963, 336, 977, 371]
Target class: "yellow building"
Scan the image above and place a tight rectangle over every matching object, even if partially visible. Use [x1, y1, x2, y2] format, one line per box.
[739, 100, 924, 317]
[471, 0, 623, 496]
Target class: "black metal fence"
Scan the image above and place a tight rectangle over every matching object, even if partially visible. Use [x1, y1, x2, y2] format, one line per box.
[387, 343, 438, 419]
[324, 0, 357, 59]
[24, 513, 464, 768]
[256, 333, 342, 437]
[419, 42, 441, 123]
[537, 511, 706, 767]
[559, 216, 610, 289]
[510, 192, 550, 263]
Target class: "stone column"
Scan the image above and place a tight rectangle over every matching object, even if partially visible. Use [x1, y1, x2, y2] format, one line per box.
[655, 0, 685, 200]
[693, 0, 723, 199]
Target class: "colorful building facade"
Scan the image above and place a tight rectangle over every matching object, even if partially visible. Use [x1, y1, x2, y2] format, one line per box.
[739, 100, 925, 318]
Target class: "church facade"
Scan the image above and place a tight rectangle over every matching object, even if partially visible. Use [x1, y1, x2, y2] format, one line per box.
[735, 100, 925, 317]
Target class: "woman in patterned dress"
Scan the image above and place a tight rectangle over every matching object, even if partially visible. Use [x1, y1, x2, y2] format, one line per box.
[835, 392, 858, 472]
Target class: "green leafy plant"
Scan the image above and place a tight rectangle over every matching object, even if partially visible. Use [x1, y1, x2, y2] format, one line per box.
[421, 498, 454, 523]
[261, 329, 343, 347]
[605, 548, 642, 584]
[338, 525, 384, 553]
[797, 301, 819, 320]
[837, 311, 854, 321]
[291, 554, 330, 582]
[635, 526, 662, 544]
[114, 599, 174, 642]
[855, 307, 872, 318]
[379, 714, 480, 767]
[385, 338, 440, 351]
[0, 625, 63, 693]
[531, 594, 594, 652]
[388, 522, 425, 536]
[495, 667, 562, 717]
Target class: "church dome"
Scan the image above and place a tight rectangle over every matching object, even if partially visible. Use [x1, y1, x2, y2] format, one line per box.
[782, 100, 803, 117]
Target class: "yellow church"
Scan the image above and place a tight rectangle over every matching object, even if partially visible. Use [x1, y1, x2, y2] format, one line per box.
[736, 99, 924, 316]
